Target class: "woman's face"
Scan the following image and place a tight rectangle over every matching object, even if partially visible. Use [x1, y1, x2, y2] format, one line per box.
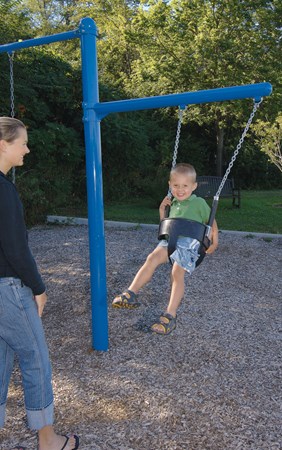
[2, 128, 29, 170]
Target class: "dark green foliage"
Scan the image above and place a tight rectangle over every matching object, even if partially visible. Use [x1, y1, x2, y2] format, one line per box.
[14, 124, 84, 225]
[231, 142, 282, 189]
[101, 111, 157, 200]
[15, 171, 50, 226]
[0, 47, 85, 225]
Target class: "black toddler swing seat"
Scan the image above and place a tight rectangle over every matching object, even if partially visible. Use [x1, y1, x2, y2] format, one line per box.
[158, 217, 211, 268]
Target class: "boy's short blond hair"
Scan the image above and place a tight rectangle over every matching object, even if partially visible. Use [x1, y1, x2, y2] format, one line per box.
[170, 163, 197, 182]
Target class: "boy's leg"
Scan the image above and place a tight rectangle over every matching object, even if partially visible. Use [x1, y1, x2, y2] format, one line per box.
[128, 246, 168, 293]
[166, 263, 186, 317]
[151, 263, 185, 334]
[112, 246, 168, 307]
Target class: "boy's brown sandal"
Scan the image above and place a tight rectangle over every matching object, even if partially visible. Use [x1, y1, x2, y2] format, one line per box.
[151, 313, 177, 335]
[112, 289, 140, 309]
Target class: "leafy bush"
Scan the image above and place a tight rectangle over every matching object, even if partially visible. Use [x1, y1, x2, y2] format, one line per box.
[16, 173, 50, 226]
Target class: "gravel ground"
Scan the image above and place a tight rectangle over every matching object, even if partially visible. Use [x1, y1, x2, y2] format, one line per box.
[0, 224, 281, 450]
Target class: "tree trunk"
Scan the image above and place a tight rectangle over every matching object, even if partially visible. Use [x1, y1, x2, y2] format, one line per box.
[216, 123, 224, 177]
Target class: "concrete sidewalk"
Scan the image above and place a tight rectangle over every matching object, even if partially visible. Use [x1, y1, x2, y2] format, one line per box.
[46, 215, 282, 239]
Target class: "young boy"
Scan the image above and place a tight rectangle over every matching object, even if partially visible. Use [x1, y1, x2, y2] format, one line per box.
[112, 163, 218, 335]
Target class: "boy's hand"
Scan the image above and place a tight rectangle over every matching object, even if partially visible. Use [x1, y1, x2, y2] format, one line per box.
[206, 241, 218, 254]
[206, 220, 219, 254]
[159, 196, 171, 220]
[34, 292, 47, 317]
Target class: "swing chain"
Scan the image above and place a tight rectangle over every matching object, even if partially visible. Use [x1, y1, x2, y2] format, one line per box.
[171, 107, 186, 169]
[167, 107, 187, 198]
[8, 52, 16, 184]
[215, 99, 263, 198]
[8, 52, 15, 118]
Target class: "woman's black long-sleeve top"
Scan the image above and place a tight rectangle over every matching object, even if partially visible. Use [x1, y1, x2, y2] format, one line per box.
[0, 170, 45, 295]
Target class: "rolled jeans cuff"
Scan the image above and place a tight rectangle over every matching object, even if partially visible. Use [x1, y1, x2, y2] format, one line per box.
[0, 401, 6, 428]
[26, 401, 54, 430]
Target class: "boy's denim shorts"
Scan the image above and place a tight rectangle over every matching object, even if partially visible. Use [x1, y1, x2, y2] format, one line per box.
[158, 236, 200, 274]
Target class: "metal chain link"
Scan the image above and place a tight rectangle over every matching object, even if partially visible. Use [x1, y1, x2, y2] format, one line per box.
[8, 52, 16, 183]
[8, 52, 15, 118]
[167, 107, 187, 197]
[171, 107, 186, 169]
[215, 99, 263, 198]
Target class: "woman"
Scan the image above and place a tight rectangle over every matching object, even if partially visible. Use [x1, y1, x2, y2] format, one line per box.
[0, 117, 79, 450]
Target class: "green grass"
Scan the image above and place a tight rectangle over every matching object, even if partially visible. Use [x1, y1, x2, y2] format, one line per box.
[53, 190, 282, 234]
[213, 191, 282, 234]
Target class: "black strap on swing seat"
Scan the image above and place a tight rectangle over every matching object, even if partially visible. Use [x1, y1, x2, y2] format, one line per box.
[158, 218, 211, 267]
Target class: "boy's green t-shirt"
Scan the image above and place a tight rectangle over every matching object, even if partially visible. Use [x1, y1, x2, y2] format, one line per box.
[169, 194, 210, 224]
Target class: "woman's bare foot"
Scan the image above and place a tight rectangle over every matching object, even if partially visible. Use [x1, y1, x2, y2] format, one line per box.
[38, 425, 79, 450]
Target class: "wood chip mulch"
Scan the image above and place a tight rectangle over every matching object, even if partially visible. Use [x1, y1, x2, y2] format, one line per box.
[0, 224, 281, 450]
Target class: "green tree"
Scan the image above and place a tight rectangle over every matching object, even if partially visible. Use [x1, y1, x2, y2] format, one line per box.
[0, 0, 33, 43]
[66, 0, 142, 88]
[2, 0, 280, 213]
[22, 0, 142, 69]
[126, 0, 282, 176]
[254, 115, 282, 172]
[24, 0, 78, 32]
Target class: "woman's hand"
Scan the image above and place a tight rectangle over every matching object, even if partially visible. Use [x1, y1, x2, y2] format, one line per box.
[34, 292, 47, 317]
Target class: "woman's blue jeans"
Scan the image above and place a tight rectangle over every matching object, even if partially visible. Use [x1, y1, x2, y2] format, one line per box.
[0, 278, 54, 430]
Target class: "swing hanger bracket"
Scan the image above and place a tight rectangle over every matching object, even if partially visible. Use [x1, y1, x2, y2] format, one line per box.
[205, 225, 212, 239]
[254, 96, 262, 103]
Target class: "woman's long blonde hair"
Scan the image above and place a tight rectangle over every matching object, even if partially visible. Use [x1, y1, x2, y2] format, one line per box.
[0, 117, 26, 143]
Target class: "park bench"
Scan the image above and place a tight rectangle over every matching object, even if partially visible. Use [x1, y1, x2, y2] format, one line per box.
[194, 176, 241, 208]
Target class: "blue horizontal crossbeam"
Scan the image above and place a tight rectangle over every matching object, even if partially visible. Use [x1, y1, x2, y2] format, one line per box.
[0, 29, 79, 53]
[94, 82, 272, 120]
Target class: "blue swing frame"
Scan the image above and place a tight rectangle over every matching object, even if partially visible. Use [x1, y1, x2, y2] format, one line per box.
[0, 17, 272, 351]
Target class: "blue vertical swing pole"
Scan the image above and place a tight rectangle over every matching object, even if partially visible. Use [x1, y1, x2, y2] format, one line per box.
[0, 18, 109, 351]
[79, 18, 108, 351]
